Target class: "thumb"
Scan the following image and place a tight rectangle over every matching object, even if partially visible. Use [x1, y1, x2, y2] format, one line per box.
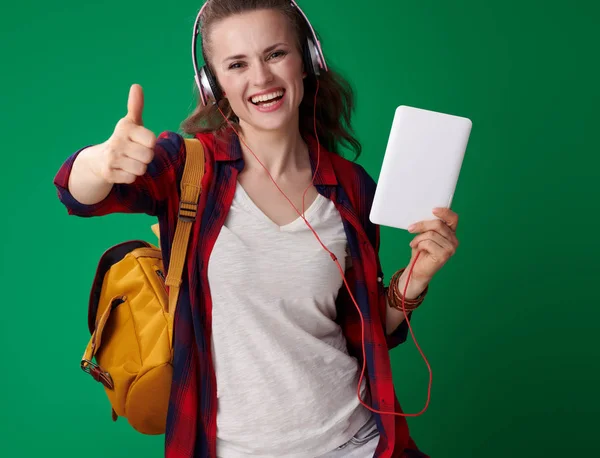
[126, 83, 144, 125]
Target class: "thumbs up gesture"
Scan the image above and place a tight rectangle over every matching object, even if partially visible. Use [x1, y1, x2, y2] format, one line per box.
[96, 84, 157, 184]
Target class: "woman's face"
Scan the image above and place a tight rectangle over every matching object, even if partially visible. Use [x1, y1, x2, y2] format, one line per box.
[208, 9, 306, 134]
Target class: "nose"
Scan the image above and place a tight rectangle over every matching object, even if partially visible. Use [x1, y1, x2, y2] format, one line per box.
[251, 60, 274, 87]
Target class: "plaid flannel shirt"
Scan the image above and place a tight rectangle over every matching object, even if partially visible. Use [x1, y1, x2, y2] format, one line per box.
[54, 127, 428, 458]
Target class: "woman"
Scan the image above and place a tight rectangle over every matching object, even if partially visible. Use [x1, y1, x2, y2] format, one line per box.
[54, 0, 459, 457]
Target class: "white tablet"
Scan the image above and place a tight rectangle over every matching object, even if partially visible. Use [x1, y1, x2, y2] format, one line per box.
[369, 105, 472, 230]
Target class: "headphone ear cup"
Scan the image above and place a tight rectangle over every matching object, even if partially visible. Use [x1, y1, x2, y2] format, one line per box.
[302, 38, 317, 79]
[200, 65, 223, 104]
[303, 36, 324, 79]
[206, 66, 223, 103]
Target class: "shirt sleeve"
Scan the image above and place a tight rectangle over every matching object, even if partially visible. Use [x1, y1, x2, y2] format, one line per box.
[355, 162, 411, 350]
[53, 131, 186, 217]
[385, 311, 411, 349]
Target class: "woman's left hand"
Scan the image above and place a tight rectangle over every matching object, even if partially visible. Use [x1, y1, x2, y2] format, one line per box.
[406, 207, 460, 283]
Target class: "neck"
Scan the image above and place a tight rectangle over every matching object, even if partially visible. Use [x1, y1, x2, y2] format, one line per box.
[236, 121, 309, 179]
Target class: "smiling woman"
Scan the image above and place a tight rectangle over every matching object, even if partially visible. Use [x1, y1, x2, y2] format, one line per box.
[181, 0, 362, 160]
[209, 8, 305, 137]
[53, 0, 438, 457]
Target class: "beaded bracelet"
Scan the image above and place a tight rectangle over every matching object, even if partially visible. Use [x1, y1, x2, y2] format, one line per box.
[386, 268, 429, 312]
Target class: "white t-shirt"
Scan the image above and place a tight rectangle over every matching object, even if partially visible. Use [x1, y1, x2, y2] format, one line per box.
[208, 181, 373, 458]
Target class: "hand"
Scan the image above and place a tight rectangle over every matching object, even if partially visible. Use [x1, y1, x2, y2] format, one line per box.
[93, 84, 157, 184]
[406, 208, 460, 283]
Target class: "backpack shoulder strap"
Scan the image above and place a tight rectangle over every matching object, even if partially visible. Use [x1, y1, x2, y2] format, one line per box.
[165, 137, 205, 318]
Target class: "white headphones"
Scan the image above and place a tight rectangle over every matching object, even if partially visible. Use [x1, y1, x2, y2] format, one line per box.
[191, 0, 329, 106]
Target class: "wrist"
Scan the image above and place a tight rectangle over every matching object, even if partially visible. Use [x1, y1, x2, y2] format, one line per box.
[396, 269, 430, 299]
[74, 143, 106, 181]
[386, 268, 429, 312]
[68, 143, 114, 205]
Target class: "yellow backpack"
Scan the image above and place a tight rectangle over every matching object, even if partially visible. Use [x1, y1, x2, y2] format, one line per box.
[80, 137, 204, 435]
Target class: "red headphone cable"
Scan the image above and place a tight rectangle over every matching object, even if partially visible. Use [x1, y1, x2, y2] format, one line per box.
[214, 80, 432, 417]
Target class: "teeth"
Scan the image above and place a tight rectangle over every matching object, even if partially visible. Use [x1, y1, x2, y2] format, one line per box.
[251, 90, 284, 104]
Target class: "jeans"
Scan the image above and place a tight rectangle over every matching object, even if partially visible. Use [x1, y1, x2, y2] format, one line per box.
[217, 415, 380, 458]
[316, 414, 379, 457]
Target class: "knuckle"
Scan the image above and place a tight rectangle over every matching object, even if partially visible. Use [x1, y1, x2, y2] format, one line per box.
[104, 140, 116, 156]
[105, 140, 123, 162]
[98, 167, 108, 181]
[115, 117, 131, 132]
[143, 148, 154, 164]
[102, 167, 116, 183]
[108, 148, 120, 164]
[147, 130, 157, 147]
[122, 173, 135, 184]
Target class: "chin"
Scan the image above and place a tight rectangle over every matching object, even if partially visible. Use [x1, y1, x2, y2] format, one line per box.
[238, 107, 300, 134]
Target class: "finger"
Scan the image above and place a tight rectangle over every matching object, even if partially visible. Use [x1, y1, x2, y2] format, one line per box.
[123, 142, 154, 165]
[432, 207, 459, 231]
[409, 219, 457, 244]
[410, 231, 455, 254]
[413, 239, 449, 263]
[126, 83, 144, 126]
[128, 124, 157, 150]
[106, 168, 138, 184]
[113, 155, 148, 176]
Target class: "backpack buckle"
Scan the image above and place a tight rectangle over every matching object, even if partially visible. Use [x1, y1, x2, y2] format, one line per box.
[178, 200, 197, 222]
[81, 359, 114, 390]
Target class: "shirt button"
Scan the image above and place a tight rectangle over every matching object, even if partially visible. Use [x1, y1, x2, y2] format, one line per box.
[377, 276, 382, 283]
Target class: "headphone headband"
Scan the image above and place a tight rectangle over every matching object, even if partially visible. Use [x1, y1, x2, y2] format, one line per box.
[192, 0, 328, 106]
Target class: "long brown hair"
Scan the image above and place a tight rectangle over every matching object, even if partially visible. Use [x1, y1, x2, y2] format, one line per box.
[180, 0, 362, 159]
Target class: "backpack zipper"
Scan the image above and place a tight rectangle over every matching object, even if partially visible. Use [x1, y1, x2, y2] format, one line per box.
[154, 268, 168, 292]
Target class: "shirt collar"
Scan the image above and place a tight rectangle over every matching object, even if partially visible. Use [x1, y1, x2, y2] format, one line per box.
[212, 127, 338, 186]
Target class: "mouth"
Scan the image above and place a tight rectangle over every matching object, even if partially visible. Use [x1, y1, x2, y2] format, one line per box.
[248, 88, 286, 106]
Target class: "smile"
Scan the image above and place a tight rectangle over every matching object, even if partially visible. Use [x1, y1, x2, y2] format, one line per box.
[249, 89, 285, 106]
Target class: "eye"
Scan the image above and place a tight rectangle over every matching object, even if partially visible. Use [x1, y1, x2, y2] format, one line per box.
[269, 50, 287, 59]
[227, 50, 287, 70]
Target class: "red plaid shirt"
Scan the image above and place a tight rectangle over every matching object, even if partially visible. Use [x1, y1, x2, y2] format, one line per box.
[54, 127, 428, 458]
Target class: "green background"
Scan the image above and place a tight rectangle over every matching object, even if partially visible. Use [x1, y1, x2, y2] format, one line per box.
[1, 0, 598, 456]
